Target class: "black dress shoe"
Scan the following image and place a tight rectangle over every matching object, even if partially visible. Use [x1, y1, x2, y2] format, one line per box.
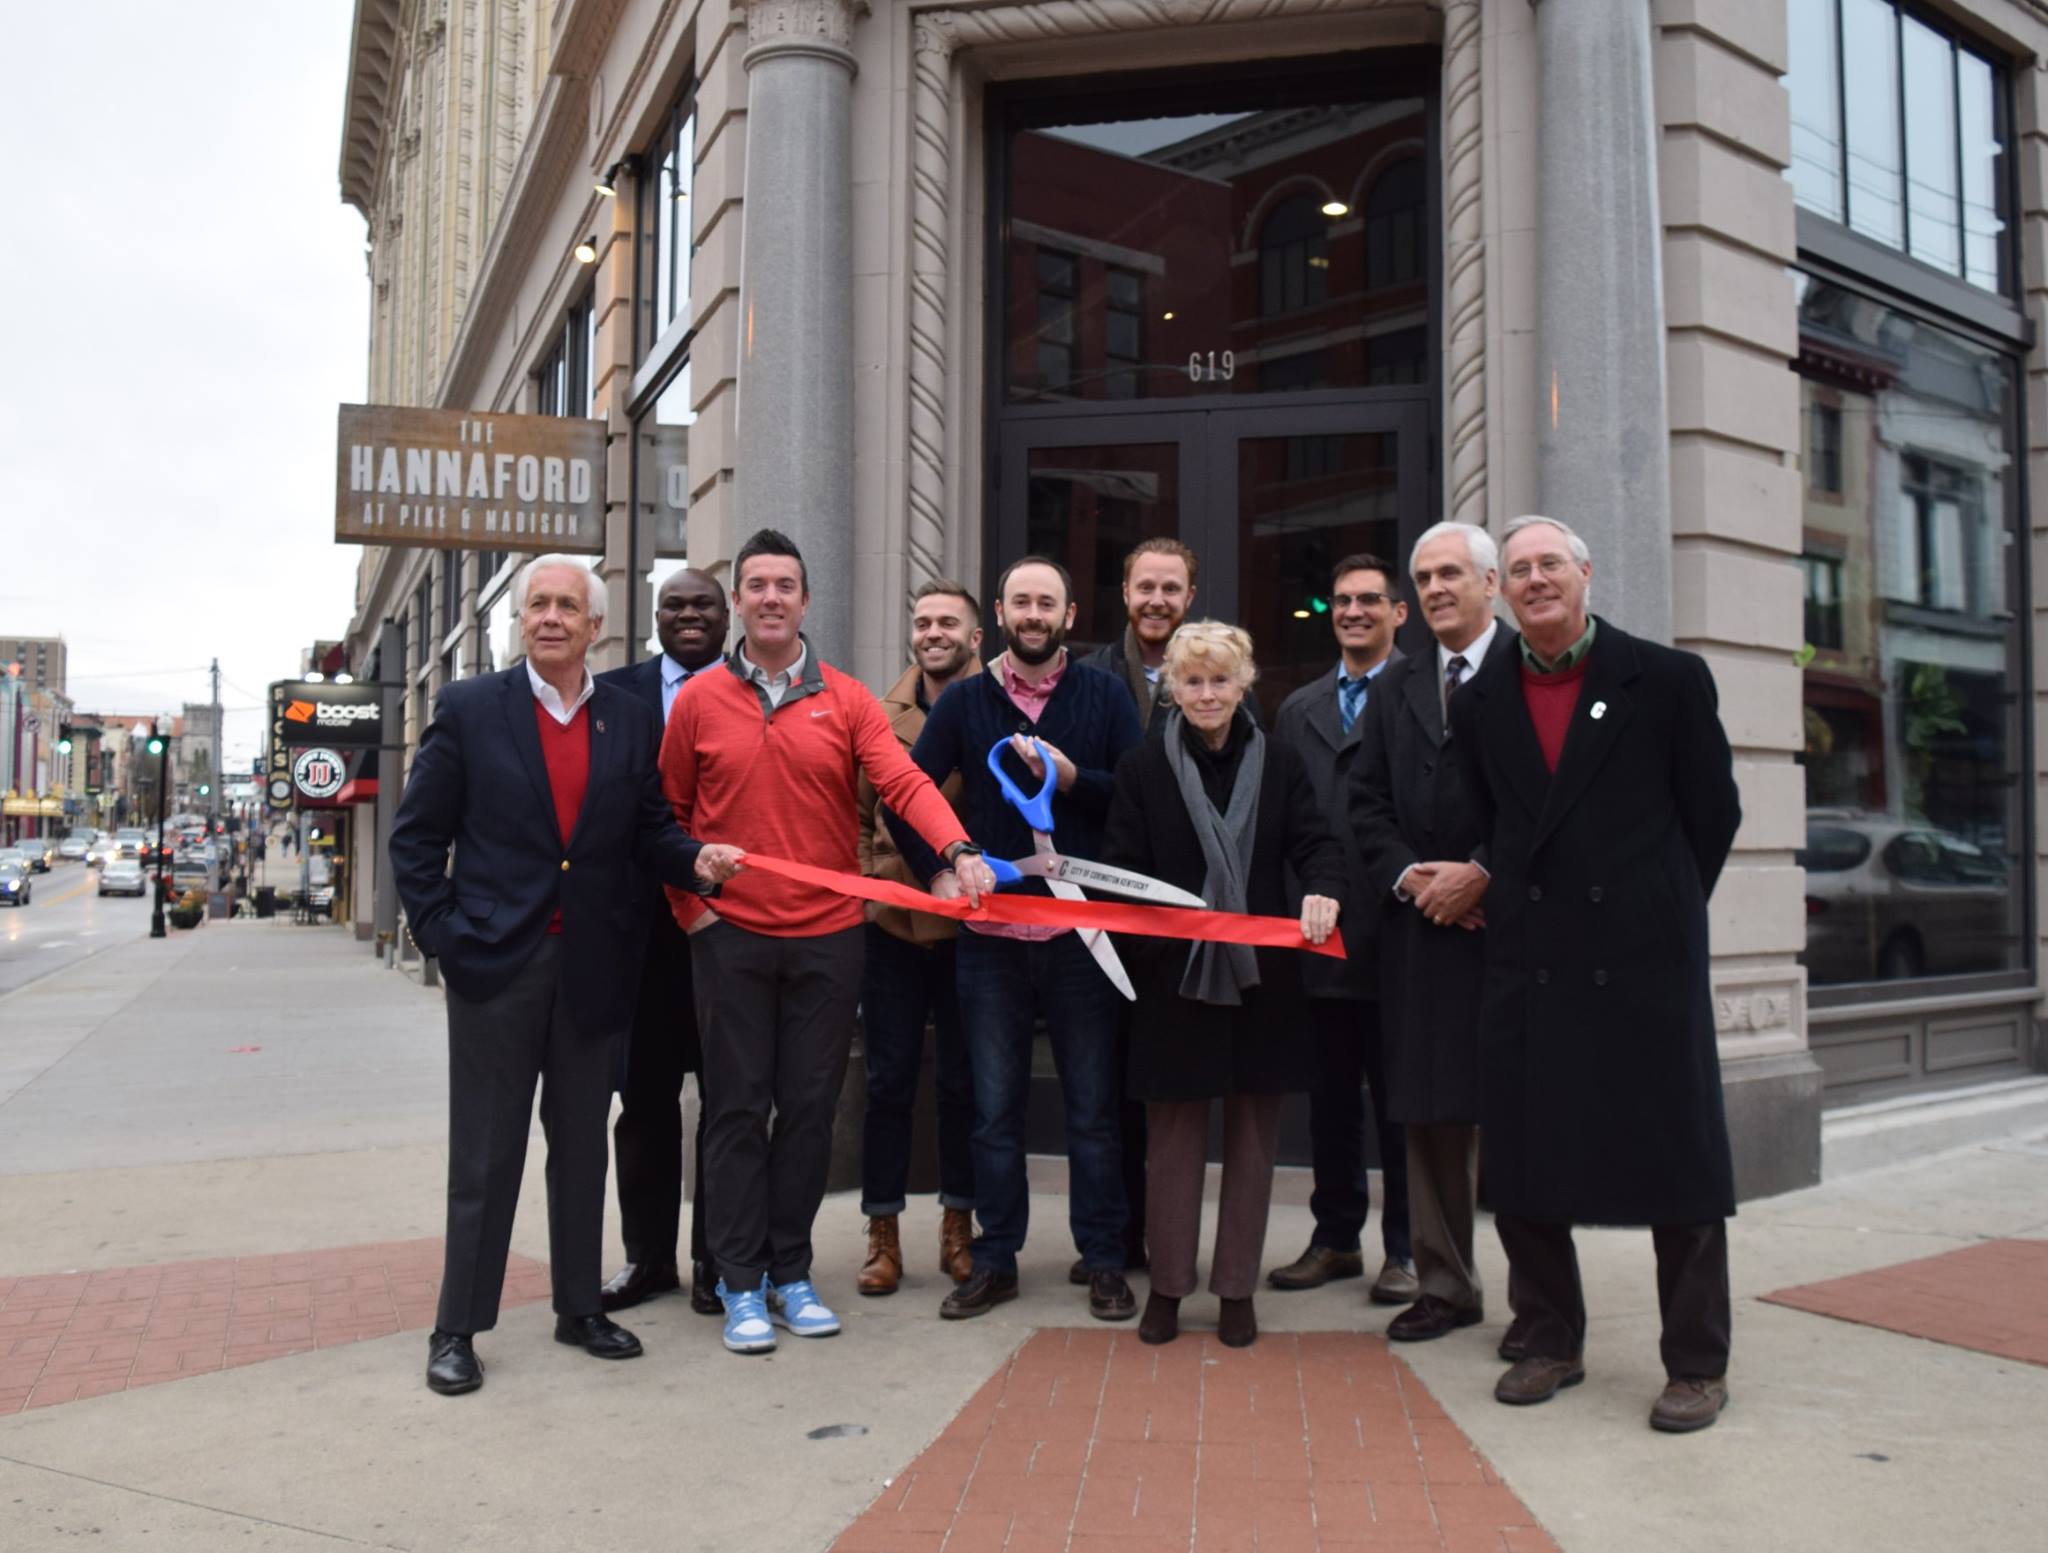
[1089, 1270, 1137, 1322]
[600, 1260, 681, 1313]
[940, 1267, 1018, 1320]
[689, 1261, 723, 1317]
[1386, 1295, 1484, 1343]
[1070, 1248, 1147, 1285]
[554, 1313, 644, 1359]
[426, 1330, 482, 1395]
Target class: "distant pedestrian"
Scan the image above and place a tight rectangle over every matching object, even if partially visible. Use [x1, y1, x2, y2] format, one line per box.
[389, 554, 728, 1398]
[1451, 516, 1741, 1434]
[660, 529, 993, 1357]
[1100, 622, 1344, 1349]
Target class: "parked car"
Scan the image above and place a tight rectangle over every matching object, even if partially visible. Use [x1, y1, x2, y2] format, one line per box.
[1801, 810, 2015, 983]
[57, 833, 93, 862]
[171, 850, 220, 894]
[0, 859, 31, 906]
[99, 858, 148, 897]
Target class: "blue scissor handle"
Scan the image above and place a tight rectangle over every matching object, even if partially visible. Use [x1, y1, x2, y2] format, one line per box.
[986, 736, 1058, 834]
[986, 856, 1024, 885]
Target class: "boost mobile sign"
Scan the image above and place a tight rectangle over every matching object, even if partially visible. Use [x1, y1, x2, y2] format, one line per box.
[272, 680, 383, 749]
[335, 405, 606, 554]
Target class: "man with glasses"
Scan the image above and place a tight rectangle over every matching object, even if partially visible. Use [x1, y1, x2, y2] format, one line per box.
[1267, 554, 1416, 1308]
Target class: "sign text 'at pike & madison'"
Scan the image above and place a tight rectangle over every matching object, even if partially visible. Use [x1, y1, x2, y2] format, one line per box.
[335, 405, 605, 554]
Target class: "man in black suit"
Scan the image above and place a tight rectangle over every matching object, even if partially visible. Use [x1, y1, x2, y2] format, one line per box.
[390, 554, 740, 1396]
[1349, 523, 1510, 1348]
[1451, 516, 1741, 1434]
[1267, 553, 1415, 1307]
[597, 568, 730, 1318]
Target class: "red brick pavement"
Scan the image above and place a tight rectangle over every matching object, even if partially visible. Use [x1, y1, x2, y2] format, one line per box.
[831, 1328, 1557, 1553]
[0, 1238, 551, 1415]
[1761, 1236, 2048, 1368]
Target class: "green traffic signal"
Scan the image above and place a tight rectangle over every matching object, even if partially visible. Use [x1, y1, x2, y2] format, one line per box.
[197, 784, 211, 796]
[146, 735, 165, 756]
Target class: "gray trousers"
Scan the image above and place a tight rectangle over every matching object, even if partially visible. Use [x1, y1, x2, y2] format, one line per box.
[690, 920, 864, 1291]
[1406, 1122, 1483, 1311]
[438, 937, 613, 1334]
[1145, 1095, 1282, 1300]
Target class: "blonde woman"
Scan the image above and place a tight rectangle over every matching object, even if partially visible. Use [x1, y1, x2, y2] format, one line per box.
[1100, 621, 1345, 1347]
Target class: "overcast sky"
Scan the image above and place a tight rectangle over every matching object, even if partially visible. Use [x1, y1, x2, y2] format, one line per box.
[0, 4, 368, 773]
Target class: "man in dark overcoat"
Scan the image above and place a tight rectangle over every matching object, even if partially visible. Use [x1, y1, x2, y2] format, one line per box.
[596, 567, 730, 1319]
[1267, 552, 1415, 1307]
[1449, 515, 1742, 1435]
[1349, 522, 1512, 1347]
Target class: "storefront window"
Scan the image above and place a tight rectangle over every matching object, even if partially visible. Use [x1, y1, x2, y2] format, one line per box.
[481, 576, 519, 673]
[1787, 0, 2006, 295]
[536, 291, 595, 416]
[634, 366, 695, 654]
[636, 97, 695, 363]
[1794, 274, 2024, 987]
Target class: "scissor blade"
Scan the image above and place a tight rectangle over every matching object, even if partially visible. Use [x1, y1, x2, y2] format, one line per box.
[1002, 853, 1208, 909]
[1044, 878, 1138, 1001]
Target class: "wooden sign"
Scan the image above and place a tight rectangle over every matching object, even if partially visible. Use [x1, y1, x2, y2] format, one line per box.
[336, 405, 607, 554]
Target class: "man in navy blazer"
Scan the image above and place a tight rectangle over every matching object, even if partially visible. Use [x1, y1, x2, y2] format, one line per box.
[390, 554, 739, 1396]
[595, 567, 730, 1318]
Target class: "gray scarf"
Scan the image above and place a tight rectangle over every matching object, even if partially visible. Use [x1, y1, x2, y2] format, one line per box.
[1163, 709, 1264, 1005]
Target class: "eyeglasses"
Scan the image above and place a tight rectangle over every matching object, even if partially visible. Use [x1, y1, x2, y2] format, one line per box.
[1506, 554, 1575, 583]
[1331, 591, 1392, 609]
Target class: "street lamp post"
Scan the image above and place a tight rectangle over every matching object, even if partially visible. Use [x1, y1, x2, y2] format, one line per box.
[148, 719, 169, 939]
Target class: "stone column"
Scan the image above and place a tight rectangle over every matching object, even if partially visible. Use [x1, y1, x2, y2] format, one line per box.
[734, 0, 864, 666]
[1533, 0, 1671, 642]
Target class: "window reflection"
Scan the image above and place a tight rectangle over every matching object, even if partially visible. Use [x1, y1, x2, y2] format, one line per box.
[1843, 0, 1902, 249]
[1901, 17, 1959, 274]
[636, 365, 696, 653]
[637, 102, 695, 361]
[1005, 96, 1428, 402]
[1788, 0, 1843, 222]
[1795, 274, 2023, 985]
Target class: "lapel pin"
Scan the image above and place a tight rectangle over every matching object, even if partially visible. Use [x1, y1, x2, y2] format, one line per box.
[594, 718, 606, 734]
[1590, 701, 1607, 720]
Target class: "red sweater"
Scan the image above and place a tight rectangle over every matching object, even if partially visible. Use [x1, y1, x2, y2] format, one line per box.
[534, 700, 590, 931]
[660, 659, 971, 937]
[1521, 657, 1590, 772]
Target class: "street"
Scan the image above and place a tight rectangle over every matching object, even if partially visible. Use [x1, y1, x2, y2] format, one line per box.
[0, 860, 153, 999]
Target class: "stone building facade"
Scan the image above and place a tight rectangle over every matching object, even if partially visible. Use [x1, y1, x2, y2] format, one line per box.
[336, 0, 2048, 1194]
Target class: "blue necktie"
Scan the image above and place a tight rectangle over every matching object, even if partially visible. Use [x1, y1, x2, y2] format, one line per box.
[1338, 674, 1368, 734]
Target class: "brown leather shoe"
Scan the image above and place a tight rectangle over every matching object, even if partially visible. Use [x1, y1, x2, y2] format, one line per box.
[1494, 1355, 1585, 1406]
[1387, 1294, 1484, 1343]
[1266, 1244, 1365, 1290]
[1138, 1291, 1180, 1345]
[857, 1215, 902, 1297]
[1650, 1377, 1729, 1434]
[939, 1208, 974, 1284]
[1218, 1296, 1258, 1348]
[1368, 1257, 1420, 1306]
[1088, 1270, 1137, 1322]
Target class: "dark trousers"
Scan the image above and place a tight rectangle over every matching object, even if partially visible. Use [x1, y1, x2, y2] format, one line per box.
[1117, 1023, 1148, 1258]
[612, 989, 708, 1271]
[1306, 998, 1411, 1263]
[860, 926, 974, 1215]
[954, 930, 1127, 1275]
[691, 920, 864, 1291]
[438, 937, 611, 1333]
[1495, 1213, 1732, 1380]
[1147, 1095, 1282, 1300]
[1406, 1123, 1481, 1310]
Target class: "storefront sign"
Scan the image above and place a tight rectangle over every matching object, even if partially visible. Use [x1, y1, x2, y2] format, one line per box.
[292, 749, 348, 802]
[276, 681, 383, 747]
[336, 405, 606, 554]
[645, 423, 689, 558]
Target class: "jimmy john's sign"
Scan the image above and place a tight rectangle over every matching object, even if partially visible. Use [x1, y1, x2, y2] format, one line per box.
[336, 405, 606, 554]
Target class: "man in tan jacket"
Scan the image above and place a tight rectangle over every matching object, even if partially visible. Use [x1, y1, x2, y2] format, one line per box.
[854, 580, 983, 1294]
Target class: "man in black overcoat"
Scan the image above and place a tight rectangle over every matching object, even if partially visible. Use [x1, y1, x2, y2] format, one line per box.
[1267, 552, 1415, 1306]
[596, 568, 730, 1318]
[1449, 516, 1742, 1435]
[1349, 522, 1512, 1347]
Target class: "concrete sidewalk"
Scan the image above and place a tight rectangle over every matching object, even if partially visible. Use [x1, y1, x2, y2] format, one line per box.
[1, 920, 2043, 1551]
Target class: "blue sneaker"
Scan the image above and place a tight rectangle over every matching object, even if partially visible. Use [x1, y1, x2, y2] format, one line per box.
[768, 1278, 841, 1338]
[717, 1279, 776, 1354]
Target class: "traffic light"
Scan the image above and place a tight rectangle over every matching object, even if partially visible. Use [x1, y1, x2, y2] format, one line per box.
[146, 733, 165, 757]
[197, 784, 211, 797]
[56, 725, 73, 754]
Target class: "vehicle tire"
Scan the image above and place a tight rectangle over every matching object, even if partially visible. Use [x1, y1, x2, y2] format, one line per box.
[1877, 931, 1924, 981]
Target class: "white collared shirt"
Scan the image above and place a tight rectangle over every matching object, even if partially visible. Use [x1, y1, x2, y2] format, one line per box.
[737, 641, 806, 710]
[660, 653, 696, 720]
[1438, 615, 1500, 683]
[526, 659, 595, 726]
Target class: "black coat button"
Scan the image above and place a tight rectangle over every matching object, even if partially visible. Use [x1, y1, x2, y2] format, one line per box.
[1535, 968, 1551, 986]
[1588, 886, 1603, 903]
[1527, 884, 1542, 902]
[1593, 969, 1610, 986]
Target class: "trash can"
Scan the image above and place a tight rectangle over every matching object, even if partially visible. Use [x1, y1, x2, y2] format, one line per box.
[255, 886, 277, 919]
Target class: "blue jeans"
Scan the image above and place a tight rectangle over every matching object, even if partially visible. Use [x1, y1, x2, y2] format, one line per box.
[954, 930, 1127, 1275]
[859, 926, 974, 1216]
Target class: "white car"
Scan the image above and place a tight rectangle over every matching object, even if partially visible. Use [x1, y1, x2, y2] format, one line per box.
[58, 834, 92, 862]
[99, 858, 148, 897]
[86, 837, 118, 868]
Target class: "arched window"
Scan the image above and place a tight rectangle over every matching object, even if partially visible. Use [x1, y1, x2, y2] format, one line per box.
[1364, 158, 1425, 289]
[1259, 194, 1330, 316]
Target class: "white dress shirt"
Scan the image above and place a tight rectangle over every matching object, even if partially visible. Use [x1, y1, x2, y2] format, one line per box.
[1437, 615, 1500, 685]
[737, 641, 806, 710]
[526, 659, 595, 726]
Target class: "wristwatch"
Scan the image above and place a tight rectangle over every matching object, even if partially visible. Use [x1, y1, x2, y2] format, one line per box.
[943, 841, 985, 866]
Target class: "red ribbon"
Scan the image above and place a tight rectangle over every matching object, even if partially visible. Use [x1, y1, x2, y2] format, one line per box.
[735, 852, 1346, 960]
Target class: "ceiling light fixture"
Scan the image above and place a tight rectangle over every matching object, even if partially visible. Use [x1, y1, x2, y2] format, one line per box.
[1321, 200, 1349, 218]
[574, 236, 599, 264]
[1162, 310, 1175, 321]
[595, 162, 622, 198]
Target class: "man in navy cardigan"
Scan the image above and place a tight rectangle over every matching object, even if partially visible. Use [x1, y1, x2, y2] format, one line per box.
[891, 555, 1143, 1324]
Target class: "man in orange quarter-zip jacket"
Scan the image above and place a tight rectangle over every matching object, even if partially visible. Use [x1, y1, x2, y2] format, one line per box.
[659, 527, 999, 1356]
